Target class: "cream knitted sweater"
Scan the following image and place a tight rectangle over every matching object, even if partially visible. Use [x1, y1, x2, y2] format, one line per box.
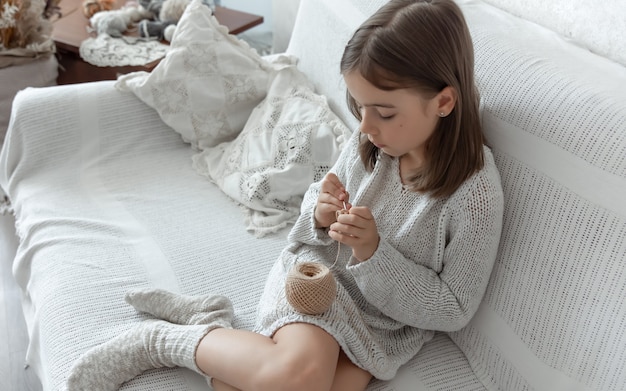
[254, 131, 504, 380]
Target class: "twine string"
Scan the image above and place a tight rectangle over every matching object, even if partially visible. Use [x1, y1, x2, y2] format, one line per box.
[285, 201, 348, 315]
[329, 200, 348, 270]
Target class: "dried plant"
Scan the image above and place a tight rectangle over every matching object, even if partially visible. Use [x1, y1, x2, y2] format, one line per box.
[0, 0, 57, 51]
[0, 0, 20, 48]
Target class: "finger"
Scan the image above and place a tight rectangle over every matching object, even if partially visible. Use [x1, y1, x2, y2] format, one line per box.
[320, 173, 348, 202]
[335, 208, 373, 231]
[346, 206, 373, 220]
[329, 229, 366, 250]
[328, 228, 355, 244]
[319, 191, 346, 210]
[330, 219, 364, 238]
[335, 212, 365, 230]
[321, 173, 343, 191]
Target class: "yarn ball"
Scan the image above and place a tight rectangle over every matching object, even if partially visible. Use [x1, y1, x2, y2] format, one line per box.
[91, 13, 129, 37]
[159, 0, 191, 22]
[82, 0, 115, 19]
[138, 0, 166, 16]
[163, 24, 177, 42]
[285, 262, 337, 315]
[138, 20, 175, 40]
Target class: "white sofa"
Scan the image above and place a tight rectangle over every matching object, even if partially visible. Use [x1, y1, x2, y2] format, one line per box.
[271, 0, 301, 53]
[1, 0, 624, 390]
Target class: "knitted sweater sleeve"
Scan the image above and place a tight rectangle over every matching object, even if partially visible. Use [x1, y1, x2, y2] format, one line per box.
[347, 168, 504, 332]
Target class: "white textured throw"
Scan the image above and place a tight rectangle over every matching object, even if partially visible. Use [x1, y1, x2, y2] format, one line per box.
[450, 1, 626, 390]
[1, 82, 289, 390]
[1, 80, 484, 391]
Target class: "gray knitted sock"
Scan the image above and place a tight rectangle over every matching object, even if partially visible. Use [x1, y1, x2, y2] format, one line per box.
[66, 319, 228, 391]
[125, 288, 234, 325]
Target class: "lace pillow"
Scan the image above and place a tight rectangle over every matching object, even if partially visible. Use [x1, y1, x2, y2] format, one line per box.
[192, 66, 353, 237]
[115, 0, 293, 149]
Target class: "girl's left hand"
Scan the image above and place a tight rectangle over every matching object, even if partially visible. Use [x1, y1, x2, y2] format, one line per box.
[329, 206, 379, 262]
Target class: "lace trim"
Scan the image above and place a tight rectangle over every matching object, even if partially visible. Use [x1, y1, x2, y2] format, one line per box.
[79, 34, 169, 67]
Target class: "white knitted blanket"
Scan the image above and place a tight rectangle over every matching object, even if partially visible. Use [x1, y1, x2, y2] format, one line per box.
[1, 82, 290, 390]
[1, 81, 485, 390]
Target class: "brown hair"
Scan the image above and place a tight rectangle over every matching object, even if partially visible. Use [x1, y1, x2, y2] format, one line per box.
[340, 0, 484, 198]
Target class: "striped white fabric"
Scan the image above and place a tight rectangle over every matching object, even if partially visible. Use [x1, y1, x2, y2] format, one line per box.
[2, 83, 291, 391]
[1, 82, 482, 391]
[450, 1, 626, 390]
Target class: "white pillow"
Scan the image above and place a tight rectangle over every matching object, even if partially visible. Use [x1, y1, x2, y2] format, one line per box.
[192, 65, 353, 237]
[115, 0, 294, 149]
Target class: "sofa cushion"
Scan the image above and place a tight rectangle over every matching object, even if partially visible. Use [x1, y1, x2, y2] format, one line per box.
[449, 1, 626, 390]
[192, 65, 352, 236]
[115, 0, 293, 150]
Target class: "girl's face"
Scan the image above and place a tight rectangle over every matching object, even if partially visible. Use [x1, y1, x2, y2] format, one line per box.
[344, 71, 451, 169]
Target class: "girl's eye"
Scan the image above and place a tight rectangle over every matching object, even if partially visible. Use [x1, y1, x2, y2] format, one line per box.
[356, 104, 395, 120]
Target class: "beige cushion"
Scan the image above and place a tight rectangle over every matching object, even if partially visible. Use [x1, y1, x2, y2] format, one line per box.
[115, 0, 294, 150]
[0, 55, 57, 144]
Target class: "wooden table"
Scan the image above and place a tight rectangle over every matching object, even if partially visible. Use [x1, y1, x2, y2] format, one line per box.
[52, 0, 264, 84]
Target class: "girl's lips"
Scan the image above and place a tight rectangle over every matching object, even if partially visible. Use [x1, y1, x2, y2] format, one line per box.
[369, 138, 385, 149]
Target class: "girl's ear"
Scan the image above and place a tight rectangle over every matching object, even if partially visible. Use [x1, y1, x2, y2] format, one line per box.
[435, 86, 457, 117]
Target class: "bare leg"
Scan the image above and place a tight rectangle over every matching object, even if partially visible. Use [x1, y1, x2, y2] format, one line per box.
[196, 323, 340, 391]
[212, 380, 241, 391]
[330, 351, 372, 391]
[212, 348, 371, 391]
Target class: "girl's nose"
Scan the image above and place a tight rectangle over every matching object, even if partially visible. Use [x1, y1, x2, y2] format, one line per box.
[359, 111, 378, 135]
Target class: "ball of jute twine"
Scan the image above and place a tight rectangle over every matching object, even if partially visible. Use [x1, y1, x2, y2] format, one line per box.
[285, 206, 348, 315]
[285, 262, 337, 315]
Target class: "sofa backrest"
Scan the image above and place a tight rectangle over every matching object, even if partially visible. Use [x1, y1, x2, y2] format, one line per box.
[451, 1, 626, 390]
[479, 0, 626, 68]
[287, 0, 626, 390]
[286, 0, 386, 131]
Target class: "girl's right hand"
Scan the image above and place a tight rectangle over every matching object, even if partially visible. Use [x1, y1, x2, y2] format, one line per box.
[314, 173, 350, 229]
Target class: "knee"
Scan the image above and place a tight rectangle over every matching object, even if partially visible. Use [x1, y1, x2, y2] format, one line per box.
[254, 355, 330, 391]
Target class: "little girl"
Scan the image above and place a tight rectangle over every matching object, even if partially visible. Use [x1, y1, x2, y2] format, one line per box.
[68, 0, 503, 390]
